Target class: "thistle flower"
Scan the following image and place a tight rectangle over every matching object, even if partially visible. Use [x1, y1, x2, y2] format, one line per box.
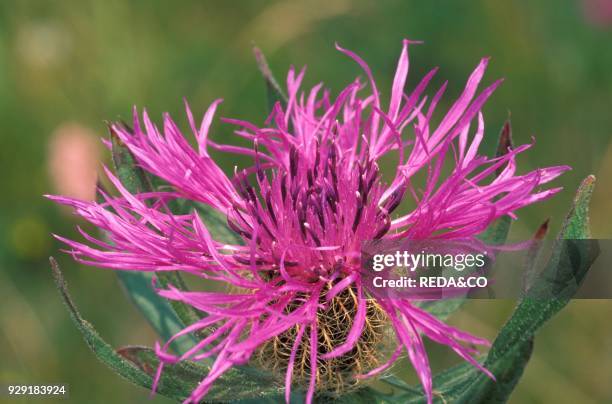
[49, 40, 569, 404]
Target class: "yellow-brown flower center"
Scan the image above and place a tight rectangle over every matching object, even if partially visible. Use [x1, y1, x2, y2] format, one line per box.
[255, 286, 391, 395]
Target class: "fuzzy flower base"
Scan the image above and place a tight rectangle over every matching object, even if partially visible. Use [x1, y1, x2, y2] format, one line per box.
[49, 40, 568, 404]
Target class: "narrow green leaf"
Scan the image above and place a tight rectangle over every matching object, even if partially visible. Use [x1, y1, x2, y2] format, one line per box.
[116, 346, 195, 401]
[382, 351, 489, 403]
[382, 342, 532, 404]
[477, 215, 511, 246]
[50, 258, 158, 394]
[488, 176, 599, 361]
[382, 176, 599, 403]
[253, 46, 287, 113]
[154, 271, 203, 328]
[561, 175, 594, 239]
[118, 346, 290, 403]
[110, 128, 153, 194]
[386, 342, 531, 404]
[52, 257, 296, 402]
[452, 176, 598, 403]
[453, 341, 533, 404]
[116, 271, 196, 354]
[380, 356, 482, 403]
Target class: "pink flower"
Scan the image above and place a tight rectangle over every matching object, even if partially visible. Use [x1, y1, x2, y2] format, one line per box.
[49, 40, 569, 404]
[582, 0, 612, 28]
[48, 123, 100, 202]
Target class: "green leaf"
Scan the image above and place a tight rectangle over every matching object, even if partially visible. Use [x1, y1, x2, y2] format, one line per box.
[117, 346, 286, 403]
[561, 175, 594, 239]
[380, 327, 532, 403]
[453, 341, 533, 404]
[50, 258, 158, 394]
[154, 270, 203, 327]
[117, 345, 197, 401]
[52, 256, 275, 402]
[384, 341, 532, 404]
[52, 257, 293, 403]
[381, 176, 599, 403]
[116, 271, 196, 354]
[109, 128, 154, 194]
[488, 177, 598, 360]
[452, 175, 599, 402]
[477, 215, 511, 246]
[253, 46, 287, 113]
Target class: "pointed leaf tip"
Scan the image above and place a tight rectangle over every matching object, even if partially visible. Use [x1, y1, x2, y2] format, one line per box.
[50, 257, 160, 394]
[50, 257, 65, 297]
[253, 46, 271, 78]
[253, 46, 287, 112]
[562, 175, 596, 239]
[50, 257, 81, 321]
[575, 175, 596, 202]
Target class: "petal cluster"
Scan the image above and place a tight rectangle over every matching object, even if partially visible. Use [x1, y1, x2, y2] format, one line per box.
[50, 40, 569, 404]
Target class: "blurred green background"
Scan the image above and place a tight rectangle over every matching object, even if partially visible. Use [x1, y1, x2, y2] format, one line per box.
[1, 1, 611, 403]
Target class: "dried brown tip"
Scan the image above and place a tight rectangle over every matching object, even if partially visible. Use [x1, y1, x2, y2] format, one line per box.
[496, 118, 514, 158]
[533, 218, 550, 240]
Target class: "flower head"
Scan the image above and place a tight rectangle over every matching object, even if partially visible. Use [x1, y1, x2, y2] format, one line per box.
[49, 40, 569, 404]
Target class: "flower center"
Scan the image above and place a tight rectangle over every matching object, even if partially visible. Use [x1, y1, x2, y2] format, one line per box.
[255, 286, 391, 395]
